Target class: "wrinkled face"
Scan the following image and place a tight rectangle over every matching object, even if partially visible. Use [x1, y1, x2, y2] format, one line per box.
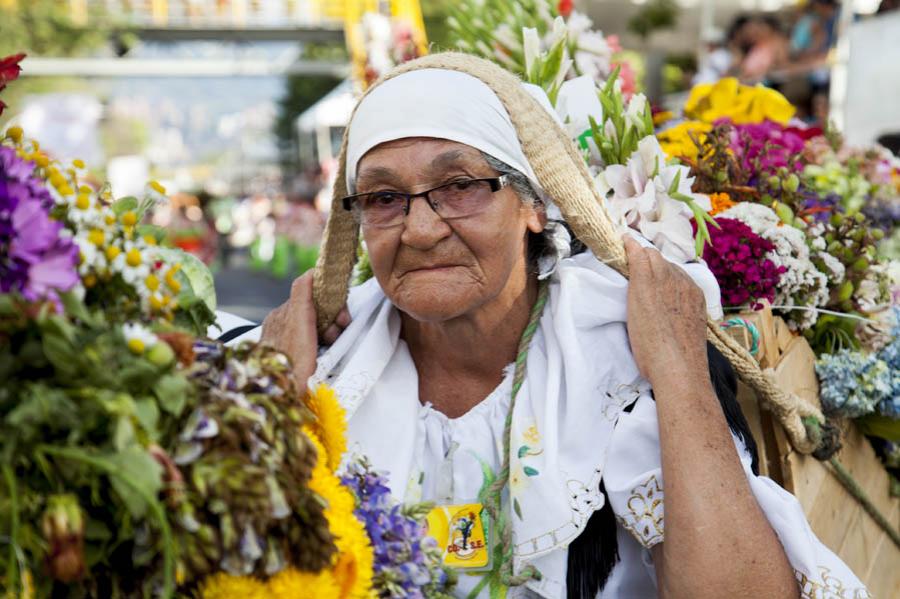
[354, 138, 544, 323]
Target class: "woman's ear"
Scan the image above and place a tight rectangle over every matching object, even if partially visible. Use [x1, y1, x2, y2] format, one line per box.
[524, 202, 547, 234]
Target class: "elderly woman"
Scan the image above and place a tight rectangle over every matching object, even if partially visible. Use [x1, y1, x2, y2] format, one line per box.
[257, 55, 864, 598]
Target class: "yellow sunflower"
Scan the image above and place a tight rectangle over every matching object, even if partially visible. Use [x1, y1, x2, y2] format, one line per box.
[304, 383, 347, 472]
[305, 427, 375, 599]
[199, 572, 269, 599]
[267, 567, 341, 598]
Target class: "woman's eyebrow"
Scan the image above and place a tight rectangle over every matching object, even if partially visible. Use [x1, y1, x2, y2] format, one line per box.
[427, 150, 483, 174]
[355, 166, 399, 190]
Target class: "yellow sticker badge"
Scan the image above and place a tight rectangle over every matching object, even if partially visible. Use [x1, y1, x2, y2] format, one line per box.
[425, 503, 490, 570]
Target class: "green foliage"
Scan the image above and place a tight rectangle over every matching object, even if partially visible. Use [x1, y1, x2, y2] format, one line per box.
[627, 0, 679, 40]
[273, 44, 344, 172]
[0, 298, 189, 597]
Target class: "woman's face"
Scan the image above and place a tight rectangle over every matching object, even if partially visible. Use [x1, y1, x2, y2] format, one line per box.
[355, 138, 544, 323]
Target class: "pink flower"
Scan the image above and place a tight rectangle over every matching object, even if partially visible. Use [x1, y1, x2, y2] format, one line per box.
[722, 119, 806, 175]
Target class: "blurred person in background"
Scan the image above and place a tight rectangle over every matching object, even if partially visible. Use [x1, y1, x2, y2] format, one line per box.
[693, 27, 734, 84]
[737, 15, 790, 84]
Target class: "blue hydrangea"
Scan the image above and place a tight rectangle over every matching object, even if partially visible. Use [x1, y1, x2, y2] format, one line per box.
[815, 349, 891, 418]
[342, 460, 454, 598]
[874, 307, 900, 418]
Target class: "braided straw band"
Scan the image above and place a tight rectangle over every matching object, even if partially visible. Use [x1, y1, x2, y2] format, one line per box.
[311, 52, 831, 457]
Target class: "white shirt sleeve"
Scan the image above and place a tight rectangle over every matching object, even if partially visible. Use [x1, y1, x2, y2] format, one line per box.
[603, 394, 871, 596]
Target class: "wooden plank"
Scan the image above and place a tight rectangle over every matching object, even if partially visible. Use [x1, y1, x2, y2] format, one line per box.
[773, 316, 795, 356]
[861, 526, 900, 597]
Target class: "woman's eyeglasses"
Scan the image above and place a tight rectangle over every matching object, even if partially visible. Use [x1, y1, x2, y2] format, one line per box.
[342, 176, 510, 229]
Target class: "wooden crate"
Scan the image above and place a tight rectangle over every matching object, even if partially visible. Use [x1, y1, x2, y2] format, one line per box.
[732, 311, 900, 597]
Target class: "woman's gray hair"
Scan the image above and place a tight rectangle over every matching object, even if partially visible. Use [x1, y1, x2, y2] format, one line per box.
[481, 152, 571, 279]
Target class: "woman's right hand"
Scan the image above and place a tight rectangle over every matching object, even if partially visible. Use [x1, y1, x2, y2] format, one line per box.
[260, 272, 350, 388]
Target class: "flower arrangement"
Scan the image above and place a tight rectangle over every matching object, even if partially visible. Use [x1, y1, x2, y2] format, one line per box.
[0, 57, 455, 598]
[448, 0, 636, 103]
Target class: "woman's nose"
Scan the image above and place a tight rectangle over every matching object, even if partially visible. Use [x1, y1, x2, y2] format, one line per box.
[400, 197, 452, 249]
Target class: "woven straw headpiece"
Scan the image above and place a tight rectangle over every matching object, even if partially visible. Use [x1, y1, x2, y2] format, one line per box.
[311, 52, 832, 457]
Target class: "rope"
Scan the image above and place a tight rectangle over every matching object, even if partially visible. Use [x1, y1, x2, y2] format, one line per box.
[476, 279, 549, 592]
[720, 318, 760, 356]
[827, 457, 900, 550]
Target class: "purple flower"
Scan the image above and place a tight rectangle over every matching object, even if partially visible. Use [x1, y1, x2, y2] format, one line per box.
[800, 191, 842, 223]
[721, 119, 806, 175]
[695, 217, 785, 309]
[342, 460, 453, 596]
[1, 145, 78, 306]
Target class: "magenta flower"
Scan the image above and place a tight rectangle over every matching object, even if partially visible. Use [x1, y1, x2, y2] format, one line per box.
[1, 145, 79, 306]
[721, 118, 806, 175]
[695, 217, 785, 309]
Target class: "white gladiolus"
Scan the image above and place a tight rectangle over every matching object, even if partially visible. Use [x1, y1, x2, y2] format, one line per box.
[523, 27, 540, 76]
[624, 94, 647, 133]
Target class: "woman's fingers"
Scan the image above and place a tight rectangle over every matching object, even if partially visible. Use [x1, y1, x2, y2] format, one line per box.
[335, 306, 351, 329]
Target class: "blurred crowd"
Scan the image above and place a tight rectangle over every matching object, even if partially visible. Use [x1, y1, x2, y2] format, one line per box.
[694, 0, 898, 125]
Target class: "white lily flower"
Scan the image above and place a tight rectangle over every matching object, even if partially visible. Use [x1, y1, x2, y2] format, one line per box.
[601, 136, 706, 263]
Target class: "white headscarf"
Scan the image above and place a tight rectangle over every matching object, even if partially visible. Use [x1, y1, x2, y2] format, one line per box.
[346, 69, 559, 192]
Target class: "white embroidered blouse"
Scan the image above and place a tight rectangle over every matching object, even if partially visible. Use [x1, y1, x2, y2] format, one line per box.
[299, 251, 868, 599]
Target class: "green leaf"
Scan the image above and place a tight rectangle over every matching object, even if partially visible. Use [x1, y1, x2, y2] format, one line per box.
[517, 445, 530, 458]
[151, 246, 217, 312]
[0, 294, 15, 315]
[134, 398, 160, 436]
[513, 498, 523, 521]
[153, 374, 190, 416]
[112, 196, 138, 216]
[106, 447, 163, 519]
[41, 330, 78, 378]
[135, 223, 166, 244]
[113, 416, 136, 451]
[523, 466, 540, 477]
[58, 290, 93, 324]
[667, 169, 682, 196]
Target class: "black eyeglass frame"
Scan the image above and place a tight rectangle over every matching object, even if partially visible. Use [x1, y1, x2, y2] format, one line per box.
[341, 175, 511, 218]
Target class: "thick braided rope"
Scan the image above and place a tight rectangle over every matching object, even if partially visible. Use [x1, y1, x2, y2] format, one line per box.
[479, 279, 549, 590]
[311, 51, 830, 458]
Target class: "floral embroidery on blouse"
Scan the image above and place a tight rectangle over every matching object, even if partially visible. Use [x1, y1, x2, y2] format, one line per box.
[617, 474, 665, 548]
[795, 567, 872, 599]
[510, 421, 543, 495]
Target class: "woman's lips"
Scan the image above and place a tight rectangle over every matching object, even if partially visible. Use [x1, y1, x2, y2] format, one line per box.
[405, 264, 461, 273]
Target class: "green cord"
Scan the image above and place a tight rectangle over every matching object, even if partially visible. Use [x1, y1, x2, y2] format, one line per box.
[827, 457, 900, 551]
[471, 279, 549, 595]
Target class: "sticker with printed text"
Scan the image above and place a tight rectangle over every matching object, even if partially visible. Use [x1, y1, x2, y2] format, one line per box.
[425, 503, 491, 570]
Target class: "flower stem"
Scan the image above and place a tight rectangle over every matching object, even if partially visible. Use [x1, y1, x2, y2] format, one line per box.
[3, 464, 20, 594]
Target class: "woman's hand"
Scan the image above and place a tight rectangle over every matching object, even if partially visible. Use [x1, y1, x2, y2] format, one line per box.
[260, 272, 350, 388]
[623, 235, 708, 386]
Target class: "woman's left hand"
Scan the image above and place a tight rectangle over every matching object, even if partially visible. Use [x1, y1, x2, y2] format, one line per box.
[623, 235, 709, 386]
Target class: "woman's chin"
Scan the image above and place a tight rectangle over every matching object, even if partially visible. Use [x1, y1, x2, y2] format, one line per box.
[393, 290, 480, 323]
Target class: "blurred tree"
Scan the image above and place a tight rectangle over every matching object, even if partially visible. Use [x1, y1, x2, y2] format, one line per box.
[0, 0, 118, 128]
[273, 44, 345, 173]
[0, 0, 111, 57]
